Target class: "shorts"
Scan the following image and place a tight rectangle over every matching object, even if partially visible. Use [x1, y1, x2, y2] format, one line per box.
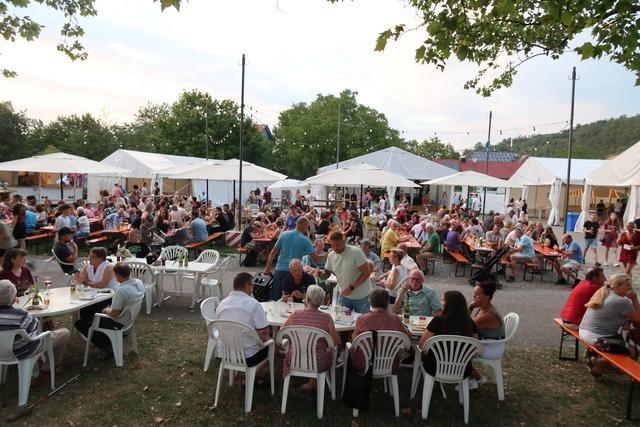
[560, 259, 582, 269]
[338, 294, 371, 314]
[13, 222, 27, 240]
[246, 346, 269, 367]
[511, 253, 534, 264]
[584, 238, 597, 250]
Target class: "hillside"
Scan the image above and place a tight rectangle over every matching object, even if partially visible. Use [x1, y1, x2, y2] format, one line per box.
[488, 114, 640, 158]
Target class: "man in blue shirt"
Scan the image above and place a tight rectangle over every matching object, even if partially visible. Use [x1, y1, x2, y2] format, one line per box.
[264, 216, 314, 300]
[505, 228, 535, 283]
[188, 211, 208, 243]
[552, 234, 584, 285]
[24, 209, 37, 234]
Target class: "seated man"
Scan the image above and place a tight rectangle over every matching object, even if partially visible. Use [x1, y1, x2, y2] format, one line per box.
[124, 228, 151, 258]
[53, 227, 78, 274]
[504, 228, 535, 283]
[103, 207, 125, 230]
[416, 224, 441, 273]
[75, 263, 144, 358]
[187, 210, 208, 243]
[216, 272, 271, 368]
[0, 280, 70, 378]
[359, 239, 382, 275]
[240, 221, 264, 267]
[552, 234, 584, 285]
[391, 269, 442, 316]
[485, 223, 503, 249]
[212, 207, 231, 232]
[282, 258, 316, 302]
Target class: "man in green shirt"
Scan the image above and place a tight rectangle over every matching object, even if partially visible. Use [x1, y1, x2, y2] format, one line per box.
[416, 224, 441, 272]
[321, 231, 372, 313]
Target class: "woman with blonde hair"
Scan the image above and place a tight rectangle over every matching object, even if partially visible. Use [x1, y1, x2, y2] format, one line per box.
[579, 274, 640, 377]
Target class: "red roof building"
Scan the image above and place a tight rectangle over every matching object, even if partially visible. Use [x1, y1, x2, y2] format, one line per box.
[435, 153, 528, 180]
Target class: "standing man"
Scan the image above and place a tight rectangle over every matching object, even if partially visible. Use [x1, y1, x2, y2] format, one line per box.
[583, 212, 600, 264]
[264, 217, 315, 300]
[321, 231, 372, 313]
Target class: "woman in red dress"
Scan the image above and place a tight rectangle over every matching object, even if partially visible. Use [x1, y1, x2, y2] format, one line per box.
[618, 222, 640, 277]
[602, 213, 620, 266]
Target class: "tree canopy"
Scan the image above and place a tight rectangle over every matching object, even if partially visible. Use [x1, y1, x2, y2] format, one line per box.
[271, 90, 405, 178]
[339, 0, 640, 95]
[405, 136, 460, 159]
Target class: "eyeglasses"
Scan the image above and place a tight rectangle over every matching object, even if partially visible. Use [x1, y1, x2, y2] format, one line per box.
[409, 277, 422, 281]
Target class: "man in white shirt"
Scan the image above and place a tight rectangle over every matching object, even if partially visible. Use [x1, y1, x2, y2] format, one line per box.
[471, 195, 481, 214]
[216, 272, 271, 367]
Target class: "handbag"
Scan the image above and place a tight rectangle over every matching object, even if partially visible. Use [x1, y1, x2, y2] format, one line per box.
[342, 330, 377, 410]
[594, 335, 629, 354]
[252, 272, 273, 302]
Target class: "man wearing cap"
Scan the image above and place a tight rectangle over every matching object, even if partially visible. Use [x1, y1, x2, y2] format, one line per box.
[360, 239, 382, 274]
[53, 227, 78, 274]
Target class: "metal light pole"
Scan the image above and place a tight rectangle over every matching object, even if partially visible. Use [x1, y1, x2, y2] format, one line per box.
[237, 54, 246, 231]
[563, 67, 577, 234]
[204, 104, 209, 203]
[481, 111, 492, 218]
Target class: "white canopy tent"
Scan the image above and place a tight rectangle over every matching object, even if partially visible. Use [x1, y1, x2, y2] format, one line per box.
[0, 152, 131, 200]
[305, 163, 419, 207]
[575, 141, 640, 230]
[266, 179, 310, 202]
[421, 170, 513, 188]
[316, 146, 453, 206]
[506, 157, 607, 225]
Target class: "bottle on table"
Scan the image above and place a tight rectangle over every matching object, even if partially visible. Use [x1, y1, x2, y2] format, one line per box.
[44, 283, 51, 308]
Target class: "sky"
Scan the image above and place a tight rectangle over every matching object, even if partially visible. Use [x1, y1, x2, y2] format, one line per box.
[0, 0, 638, 152]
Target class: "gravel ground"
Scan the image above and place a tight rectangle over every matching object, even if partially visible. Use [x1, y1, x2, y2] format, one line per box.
[30, 228, 639, 349]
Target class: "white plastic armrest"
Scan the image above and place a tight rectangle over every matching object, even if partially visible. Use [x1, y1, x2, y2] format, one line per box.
[92, 313, 112, 328]
[261, 338, 275, 349]
[31, 330, 52, 342]
[279, 338, 290, 351]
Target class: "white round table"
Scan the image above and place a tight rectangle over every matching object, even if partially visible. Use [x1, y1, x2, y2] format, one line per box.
[260, 301, 360, 332]
[15, 287, 114, 318]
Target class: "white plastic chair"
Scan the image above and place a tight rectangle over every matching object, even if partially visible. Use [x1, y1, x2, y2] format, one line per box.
[277, 326, 338, 419]
[341, 330, 411, 417]
[82, 294, 144, 367]
[200, 297, 220, 371]
[248, 204, 260, 216]
[198, 256, 234, 299]
[50, 248, 75, 274]
[74, 258, 89, 273]
[128, 262, 158, 315]
[474, 312, 520, 401]
[159, 245, 187, 294]
[416, 335, 483, 424]
[195, 249, 220, 265]
[211, 320, 275, 413]
[388, 275, 409, 300]
[0, 330, 55, 406]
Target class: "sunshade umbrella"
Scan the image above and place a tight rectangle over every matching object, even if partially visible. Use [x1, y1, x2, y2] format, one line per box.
[0, 152, 131, 199]
[420, 170, 513, 187]
[160, 159, 286, 182]
[305, 163, 419, 188]
[267, 179, 307, 191]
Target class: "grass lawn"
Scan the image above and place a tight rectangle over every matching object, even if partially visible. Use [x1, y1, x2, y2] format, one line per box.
[0, 316, 637, 426]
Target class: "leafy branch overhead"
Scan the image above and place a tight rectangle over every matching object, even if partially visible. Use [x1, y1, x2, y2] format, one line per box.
[0, 0, 180, 77]
[340, 0, 640, 95]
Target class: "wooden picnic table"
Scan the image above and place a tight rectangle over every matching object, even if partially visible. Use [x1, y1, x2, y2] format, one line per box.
[463, 237, 496, 254]
[397, 231, 421, 249]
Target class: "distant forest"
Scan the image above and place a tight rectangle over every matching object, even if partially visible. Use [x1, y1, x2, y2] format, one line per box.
[466, 114, 640, 159]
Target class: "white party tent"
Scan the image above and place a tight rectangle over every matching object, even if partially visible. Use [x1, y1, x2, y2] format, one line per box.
[316, 146, 454, 205]
[87, 150, 283, 206]
[506, 156, 607, 225]
[574, 141, 640, 230]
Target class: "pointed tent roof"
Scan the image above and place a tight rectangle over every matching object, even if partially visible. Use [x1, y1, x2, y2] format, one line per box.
[421, 170, 515, 187]
[585, 141, 640, 187]
[507, 156, 607, 187]
[99, 149, 206, 178]
[0, 152, 131, 175]
[306, 163, 419, 188]
[316, 146, 455, 180]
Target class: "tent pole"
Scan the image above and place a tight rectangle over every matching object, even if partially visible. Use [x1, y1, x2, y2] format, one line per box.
[360, 184, 363, 219]
[482, 110, 492, 218]
[563, 67, 576, 233]
[237, 54, 245, 232]
[59, 173, 64, 201]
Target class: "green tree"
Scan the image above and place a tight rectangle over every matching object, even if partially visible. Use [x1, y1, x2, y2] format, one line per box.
[131, 90, 270, 166]
[272, 90, 404, 178]
[0, 101, 31, 160]
[27, 113, 118, 160]
[405, 136, 460, 159]
[344, 0, 640, 95]
[0, 0, 180, 77]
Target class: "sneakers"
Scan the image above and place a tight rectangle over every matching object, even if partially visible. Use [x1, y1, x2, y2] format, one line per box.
[603, 262, 609, 266]
[506, 275, 515, 283]
[614, 262, 621, 267]
[476, 375, 488, 386]
[455, 376, 487, 391]
[555, 277, 567, 285]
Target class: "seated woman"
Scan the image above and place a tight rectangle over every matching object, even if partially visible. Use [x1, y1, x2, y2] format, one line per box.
[376, 249, 408, 302]
[419, 291, 479, 382]
[560, 266, 605, 329]
[540, 226, 559, 248]
[0, 248, 34, 296]
[579, 273, 640, 377]
[74, 247, 120, 318]
[281, 285, 340, 393]
[282, 259, 316, 303]
[350, 288, 411, 373]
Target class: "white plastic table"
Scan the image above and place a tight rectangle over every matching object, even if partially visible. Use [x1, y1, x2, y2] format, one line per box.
[124, 258, 217, 309]
[15, 287, 114, 318]
[260, 301, 360, 332]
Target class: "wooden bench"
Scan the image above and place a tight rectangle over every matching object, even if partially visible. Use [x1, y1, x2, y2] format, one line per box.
[86, 236, 108, 245]
[523, 260, 543, 282]
[448, 250, 470, 277]
[554, 318, 640, 419]
[25, 233, 52, 251]
[184, 232, 225, 254]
